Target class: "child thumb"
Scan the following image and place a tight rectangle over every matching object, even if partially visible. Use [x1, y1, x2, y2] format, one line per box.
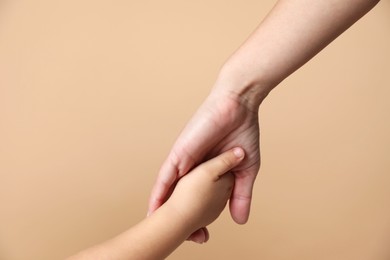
[203, 147, 245, 178]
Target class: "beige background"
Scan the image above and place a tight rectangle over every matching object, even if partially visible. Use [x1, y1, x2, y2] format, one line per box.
[1, 1, 389, 259]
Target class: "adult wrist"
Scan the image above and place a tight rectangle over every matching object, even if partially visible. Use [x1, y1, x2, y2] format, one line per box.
[212, 62, 274, 111]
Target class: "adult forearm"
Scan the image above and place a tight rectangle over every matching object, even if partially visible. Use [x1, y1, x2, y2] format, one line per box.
[215, 0, 379, 109]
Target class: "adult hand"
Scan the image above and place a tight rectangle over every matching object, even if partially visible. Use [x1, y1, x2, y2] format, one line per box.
[148, 88, 261, 243]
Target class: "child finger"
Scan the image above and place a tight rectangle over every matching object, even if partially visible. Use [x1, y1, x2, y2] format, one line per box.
[200, 147, 245, 178]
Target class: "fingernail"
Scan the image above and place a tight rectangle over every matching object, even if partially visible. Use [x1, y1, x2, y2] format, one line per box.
[233, 147, 244, 159]
[192, 237, 204, 244]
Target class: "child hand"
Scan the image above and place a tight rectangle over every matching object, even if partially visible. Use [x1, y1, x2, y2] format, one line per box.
[68, 148, 245, 259]
[164, 147, 245, 236]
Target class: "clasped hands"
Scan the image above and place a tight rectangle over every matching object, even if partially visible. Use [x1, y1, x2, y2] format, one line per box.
[148, 87, 261, 243]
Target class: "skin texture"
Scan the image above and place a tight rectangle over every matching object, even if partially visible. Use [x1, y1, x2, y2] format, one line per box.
[148, 0, 380, 243]
[67, 148, 245, 260]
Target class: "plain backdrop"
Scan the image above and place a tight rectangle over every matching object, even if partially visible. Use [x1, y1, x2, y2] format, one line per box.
[1, 1, 389, 259]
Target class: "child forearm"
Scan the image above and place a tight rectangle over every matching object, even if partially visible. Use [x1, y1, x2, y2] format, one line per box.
[67, 205, 192, 260]
[108, 205, 192, 260]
